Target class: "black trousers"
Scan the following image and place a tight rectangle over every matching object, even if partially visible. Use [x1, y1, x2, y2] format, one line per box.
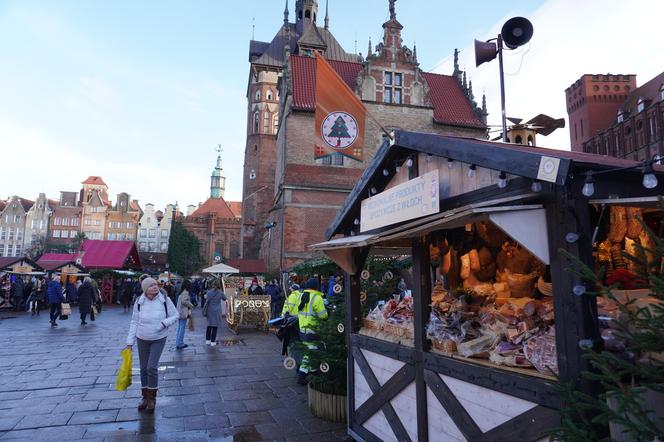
[49, 303, 61, 322]
[80, 312, 88, 322]
[205, 326, 218, 342]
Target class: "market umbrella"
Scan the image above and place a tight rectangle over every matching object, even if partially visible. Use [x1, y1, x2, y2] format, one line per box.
[201, 263, 239, 274]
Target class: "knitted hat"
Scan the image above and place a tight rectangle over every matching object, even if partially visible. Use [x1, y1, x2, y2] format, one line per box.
[252, 277, 258, 284]
[141, 277, 158, 293]
[305, 278, 319, 290]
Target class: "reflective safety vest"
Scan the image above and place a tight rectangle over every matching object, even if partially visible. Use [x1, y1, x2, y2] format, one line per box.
[298, 289, 328, 334]
[281, 290, 302, 317]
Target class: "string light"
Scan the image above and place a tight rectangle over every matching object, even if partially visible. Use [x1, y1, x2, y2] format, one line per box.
[582, 171, 595, 197]
[497, 171, 508, 189]
[642, 163, 658, 189]
[565, 232, 580, 243]
[370, 186, 377, 195]
[354, 218, 360, 225]
[447, 158, 455, 169]
[382, 168, 390, 176]
[467, 164, 477, 178]
[531, 180, 542, 193]
[406, 157, 414, 168]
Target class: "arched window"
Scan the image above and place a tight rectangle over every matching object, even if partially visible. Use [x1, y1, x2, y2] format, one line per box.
[273, 114, 279, 134]
[267, 90, 273, 100]
[527, 135, 533, 146]
[253, 112, 260, 133]
[305, 9, 311, 19]
[264, 112, 270, 133]
[255, 90, 261, 101]
[515, 135, 523, 144]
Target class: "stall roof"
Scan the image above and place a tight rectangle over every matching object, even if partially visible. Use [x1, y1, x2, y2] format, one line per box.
[0, 257, 44, 272]
[202, 263, 239, 274]
[37, 253, 79, 271]
[326, 130, 654, 240]
[80, 240, 141, 270]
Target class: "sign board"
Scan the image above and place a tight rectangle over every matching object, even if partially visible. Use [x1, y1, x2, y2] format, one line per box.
[360, 170, 440, 232]
[11, 265, 33, 274]
[226, 293, 271, 333]
[537, 156, 561, 183]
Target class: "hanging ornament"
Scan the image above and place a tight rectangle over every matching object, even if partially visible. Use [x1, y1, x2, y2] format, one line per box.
[283, 357, 297, 370]
[320, 363, 330, 373]
[359, 291, 367, 303]
[383, 271, 394, 281]
[337, 323, 345, 333]
[361, 270, 371, 281]
[333, 283, 343, 294]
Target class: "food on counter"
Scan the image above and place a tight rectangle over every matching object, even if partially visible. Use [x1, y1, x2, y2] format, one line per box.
[608, 206, 627, 243]
[626, 207, 644, 240]
[523, 328, 558, 376]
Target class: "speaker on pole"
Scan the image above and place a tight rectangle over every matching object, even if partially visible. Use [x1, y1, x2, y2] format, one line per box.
[474, 40, 497, 67]
[500, 17, 534, 49]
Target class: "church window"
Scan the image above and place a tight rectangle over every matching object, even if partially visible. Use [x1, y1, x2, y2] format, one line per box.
[305, 9, 311, 19]
[264, 111, 270, 133]
[253, 112, 260, 133]
[384, 88, 392, 104]
[273, 114, 279, 134]
[321, 153, 344, 166]
[267, 90, 273, 100]
[255, 90, 261, 101]
[637, 99, 645, 113]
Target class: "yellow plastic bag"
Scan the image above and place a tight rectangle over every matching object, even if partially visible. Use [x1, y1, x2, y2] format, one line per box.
[115, 348, 133, 391]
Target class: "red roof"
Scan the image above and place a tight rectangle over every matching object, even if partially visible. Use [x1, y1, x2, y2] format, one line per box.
[0, 257, 22, 269]
[0, 200, 6, 211]
[289, 55, 485, 129]
[227, 201, 242, 218]
[226, 258, 266, 274]
[422, 72, 486, 129]
[82, 176, 107, 186]
[80, 240, 141, 270]
[190, 197, 237, 219]
[36, 254, 78, 271]
[18, 198, 34, 212]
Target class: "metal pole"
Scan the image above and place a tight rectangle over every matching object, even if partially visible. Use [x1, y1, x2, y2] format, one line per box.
[267, 228, 272, 272]
[497, 34, 507, 143]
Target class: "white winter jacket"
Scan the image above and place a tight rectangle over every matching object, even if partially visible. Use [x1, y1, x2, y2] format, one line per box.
[126, 293, 179, 345]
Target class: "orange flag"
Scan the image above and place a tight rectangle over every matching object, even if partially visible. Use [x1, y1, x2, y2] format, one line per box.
[314, 52, 366, 162]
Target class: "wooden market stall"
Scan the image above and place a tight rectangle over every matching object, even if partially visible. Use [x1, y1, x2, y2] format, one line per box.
[311, 130, 664, 442]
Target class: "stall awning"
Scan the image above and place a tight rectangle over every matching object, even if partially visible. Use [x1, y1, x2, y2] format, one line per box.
[202, 263, 240, 274]
[310, 197, 550, 271]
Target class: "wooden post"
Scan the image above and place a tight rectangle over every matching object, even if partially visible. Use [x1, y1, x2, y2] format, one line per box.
[412, 235, 431, 441]
[346, 247, 369, 434]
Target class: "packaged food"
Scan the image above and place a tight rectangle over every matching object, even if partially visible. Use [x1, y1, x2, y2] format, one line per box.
[523, 328, 558, 376]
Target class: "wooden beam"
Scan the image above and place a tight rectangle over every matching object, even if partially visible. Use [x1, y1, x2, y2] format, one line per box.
[352, 347, 412, 442]
[412, 236, 431, 442]
[423, 352, 561, 409]
[473, 405, 560, 442]
[353, 356, 416, 425]
[352, 334, 417, 364]
[424, 369, 482, 440]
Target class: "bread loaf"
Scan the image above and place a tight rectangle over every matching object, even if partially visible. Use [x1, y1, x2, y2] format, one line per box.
[460, 253, 471, 279]
[468, 249, 481, 272]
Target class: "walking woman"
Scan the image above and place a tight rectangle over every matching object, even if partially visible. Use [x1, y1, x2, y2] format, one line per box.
[175, 280, 194, 350]
[203, 279, 226, 346]
[77, 277, 95, 325]
[47, 275, 64, 327]
[125, 277, 178, 413]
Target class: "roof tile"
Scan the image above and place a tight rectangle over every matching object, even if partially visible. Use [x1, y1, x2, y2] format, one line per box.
[190, 197, 237, 219]
[82, 176, 107, 186]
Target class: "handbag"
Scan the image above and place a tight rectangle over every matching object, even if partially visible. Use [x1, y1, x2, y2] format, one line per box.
[188, 314, 195, 331]
[61, 302, 71, 316]
[91, 305, 97, 321]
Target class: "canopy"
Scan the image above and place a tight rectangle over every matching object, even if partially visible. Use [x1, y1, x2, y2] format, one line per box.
[202, 263, 239, 274]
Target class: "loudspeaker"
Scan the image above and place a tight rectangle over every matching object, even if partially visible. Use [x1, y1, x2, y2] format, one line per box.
[474, 39, 497, 67]
[501, 17, 533, 49]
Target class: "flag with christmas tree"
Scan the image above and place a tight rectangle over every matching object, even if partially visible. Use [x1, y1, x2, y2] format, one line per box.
[314, 52, 366, 161]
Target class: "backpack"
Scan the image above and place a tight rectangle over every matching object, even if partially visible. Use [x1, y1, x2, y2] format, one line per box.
[137, 300, 168, 316]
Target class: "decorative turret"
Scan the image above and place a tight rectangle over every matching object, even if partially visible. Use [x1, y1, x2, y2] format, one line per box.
[284, 0, 289, 25]
[324, 0, 329, 29]
[453, 48, 462, 83]
[210, 145, 226, 199]
[295, 0, 318, 34]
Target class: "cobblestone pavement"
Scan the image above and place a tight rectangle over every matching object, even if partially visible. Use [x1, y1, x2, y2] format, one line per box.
[0, 306, 348, 441]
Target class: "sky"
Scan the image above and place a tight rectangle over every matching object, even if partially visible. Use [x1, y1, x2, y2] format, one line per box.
[0, 0, 660, 211]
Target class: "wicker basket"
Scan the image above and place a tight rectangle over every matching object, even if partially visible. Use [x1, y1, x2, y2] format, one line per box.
[382, 323, 405, 337]
[362, 318, 382, 331]
[431, 339, 457, 355]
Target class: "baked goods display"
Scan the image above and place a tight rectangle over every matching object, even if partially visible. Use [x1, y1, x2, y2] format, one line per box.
[360, 296, 415, 346]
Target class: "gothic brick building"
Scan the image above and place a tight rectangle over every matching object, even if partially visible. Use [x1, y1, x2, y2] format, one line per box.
[566, 72, 664, 160]
[180, 152, 242, 267]
[242, 0, 488, 272]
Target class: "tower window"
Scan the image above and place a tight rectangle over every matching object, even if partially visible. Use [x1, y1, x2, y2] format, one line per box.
[267, 90, 273, 100]
[255, 90, 261, 101]
[305, 9, 311, 19]
[253, 112, 260, 133]
[273, 114, 279, 134]
[264, 112, 270, 133]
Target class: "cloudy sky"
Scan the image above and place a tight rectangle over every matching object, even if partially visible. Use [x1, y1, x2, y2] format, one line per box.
[0, 0, 659, 210]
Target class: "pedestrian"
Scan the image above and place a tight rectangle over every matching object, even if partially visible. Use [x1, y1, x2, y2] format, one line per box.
[10, 276, 24, 312]
[296, 278, 328, 384]
[202, 279, 226, 346]
[125, 277, 178, 413]
[265, 279, 283, 319]
[34, 277, 46, 315]
[47, 275, 65, 327]
[121, 278, 133, 313]
[77, 277, 95, 325]
[65, 278, 78, 305]
[175, 280, 194, 350]
[248, 277, 264, 296]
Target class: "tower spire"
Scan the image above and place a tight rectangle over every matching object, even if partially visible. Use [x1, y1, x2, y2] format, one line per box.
[389, 0, 396, 20]
[367, 37, 372, 58]
[284, 0, 289, 24]
[324, 0, 329, 29]
[210, 145, 226, 199]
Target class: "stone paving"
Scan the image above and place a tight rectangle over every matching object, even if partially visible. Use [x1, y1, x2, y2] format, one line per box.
[0, 305, 348, 441]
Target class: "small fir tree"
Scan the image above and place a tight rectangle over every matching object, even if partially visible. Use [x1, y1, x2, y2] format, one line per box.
[327, 116, 351, 146]
[167, 221, 203, 277]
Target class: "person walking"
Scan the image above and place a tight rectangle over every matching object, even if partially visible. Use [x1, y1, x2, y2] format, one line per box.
[296, 278, 328, 384]
[77, 277, 95, 325]
[266, 279, 283, 319]
[203, 279, 226, 346]
[121, 278, 134, 313]
[10, 277, 24, 312]
[125, 277, 178, 413]
[175, 280, 194, 350]
[47, 275, 65, 327]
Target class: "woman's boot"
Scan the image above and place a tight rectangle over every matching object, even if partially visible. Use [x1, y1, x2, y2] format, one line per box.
[137, 388, 149, 410]
[145, 388, 157, 413]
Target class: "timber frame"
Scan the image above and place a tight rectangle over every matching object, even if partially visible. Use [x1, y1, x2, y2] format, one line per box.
[315, 130, 664, 441]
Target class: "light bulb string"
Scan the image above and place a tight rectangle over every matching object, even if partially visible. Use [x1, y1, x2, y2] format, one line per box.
[584, 153, 661, 179]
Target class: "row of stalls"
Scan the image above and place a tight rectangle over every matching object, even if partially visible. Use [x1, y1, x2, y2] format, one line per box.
[311, 130, 663, 441]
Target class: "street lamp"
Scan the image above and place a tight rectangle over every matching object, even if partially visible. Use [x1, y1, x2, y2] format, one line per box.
[265, 221, 277, 272]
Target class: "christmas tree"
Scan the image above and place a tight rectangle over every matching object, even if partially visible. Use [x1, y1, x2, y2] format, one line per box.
[328, 116, 351, 147]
